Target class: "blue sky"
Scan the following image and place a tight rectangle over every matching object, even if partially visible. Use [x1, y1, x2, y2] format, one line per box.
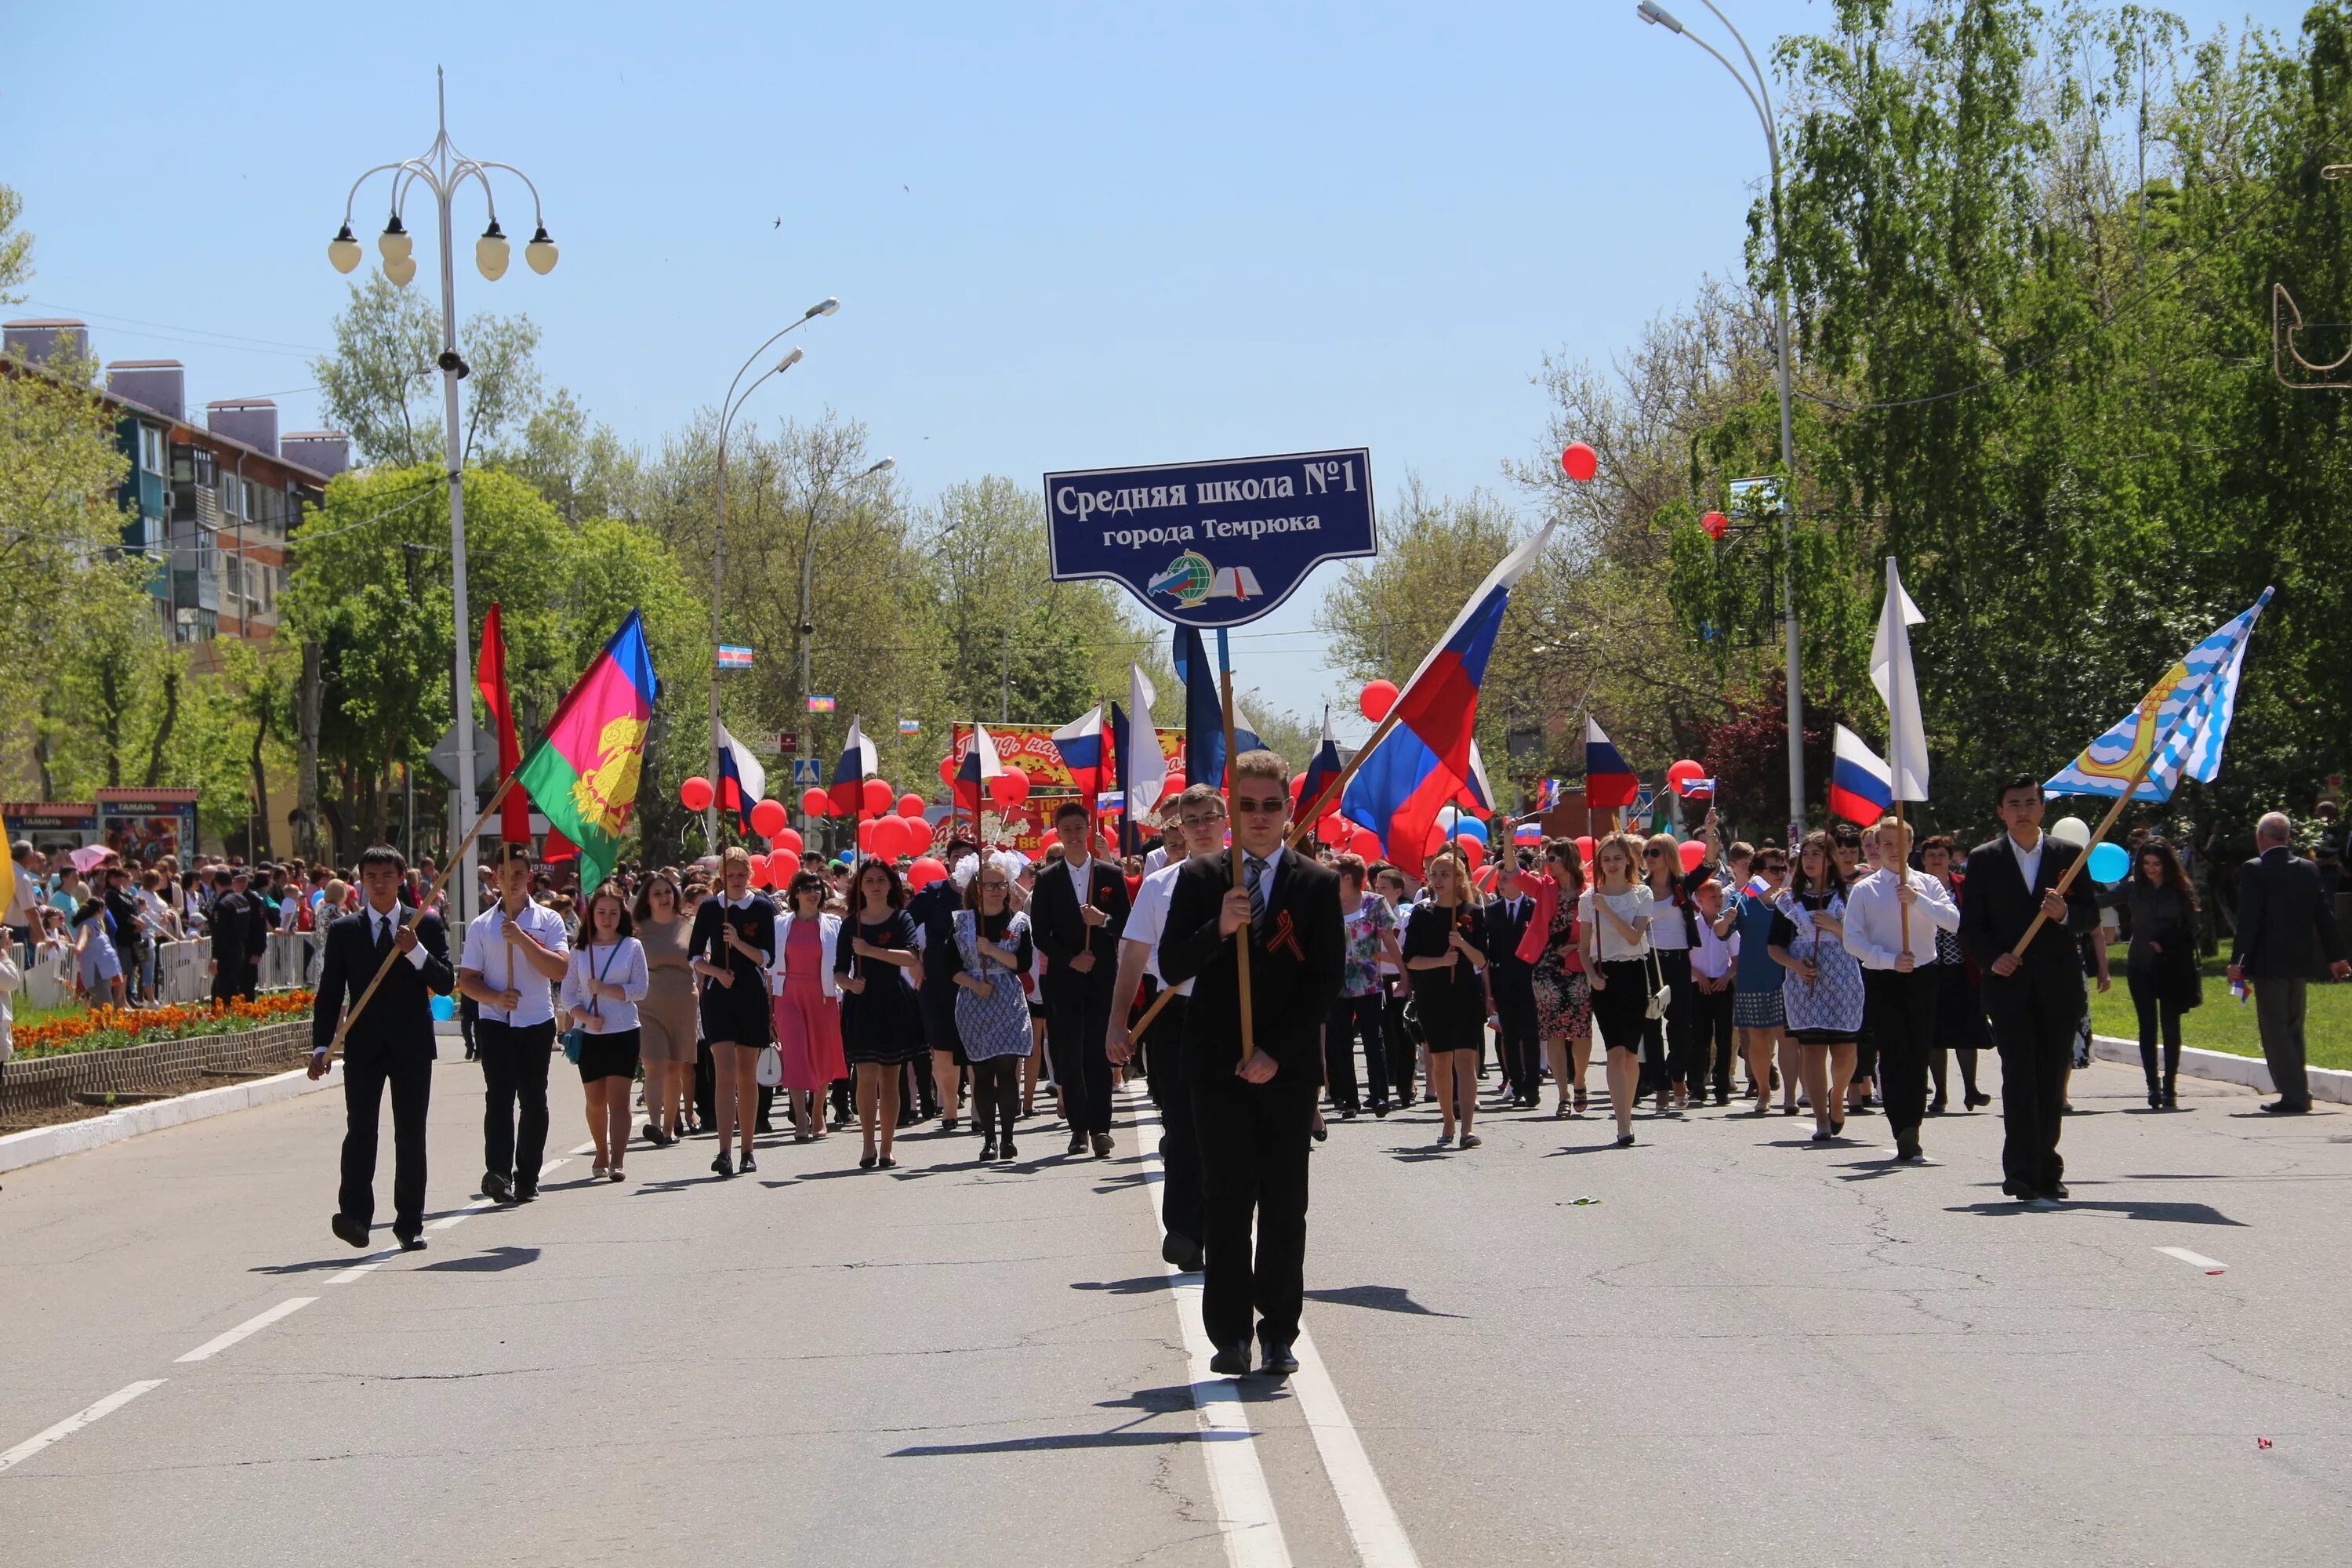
[5, 0, 2305, 738]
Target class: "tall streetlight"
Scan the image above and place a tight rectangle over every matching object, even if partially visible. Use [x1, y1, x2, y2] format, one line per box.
[704, 300, 839, 847]
[327, 67, 557, 931]
[1637, 0, 1807, 849]
[797, 453, 897, 836]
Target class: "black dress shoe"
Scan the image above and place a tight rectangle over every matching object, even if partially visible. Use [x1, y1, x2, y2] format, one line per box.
[330, 1213, 370, 1250]
[512, 1184, 538, 1203]
[2042, 1181, 2071, 1201]
[395, 1231, 427, 1252]
[2001, 1179, 2034, 1200]
[1091, 1133, 1113, 1159]
[1208, 1341, 1253, 1377]
[1162, 1231, 1205, 1271]
[2261, 1098, 2312, 1114]
[1894, 1133, 1924, 1163]
[1068, 1131, 1088, 1156]
[1259, 1339, 1300, 1379]
[481, 1172, 513, 1204]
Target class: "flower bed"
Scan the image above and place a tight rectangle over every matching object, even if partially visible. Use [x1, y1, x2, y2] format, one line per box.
[12, 993, 314, 1060]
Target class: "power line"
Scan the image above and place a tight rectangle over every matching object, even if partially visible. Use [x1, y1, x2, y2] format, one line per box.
[21, 299, 327, 356]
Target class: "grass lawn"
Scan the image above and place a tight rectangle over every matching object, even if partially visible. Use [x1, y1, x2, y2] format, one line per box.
[2086, 947, 2352, 1072]
[9, 1000, 88, 1031]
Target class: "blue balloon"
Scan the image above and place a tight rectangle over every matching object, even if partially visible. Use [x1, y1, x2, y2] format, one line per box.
[1452, 817, 1489, 845]
[2088, 840, 2130, 884]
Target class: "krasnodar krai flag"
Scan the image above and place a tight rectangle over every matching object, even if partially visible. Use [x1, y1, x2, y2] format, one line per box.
[1870, 557, 1930, 800]
[1828, 724, 1894, 826]
[515, 611, 657, 897]
[1345, 521, 1556, 857]
[2044, 589, 2274, 800]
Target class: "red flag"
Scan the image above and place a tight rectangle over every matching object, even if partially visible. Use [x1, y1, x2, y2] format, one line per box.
[475, 603, 532, 844]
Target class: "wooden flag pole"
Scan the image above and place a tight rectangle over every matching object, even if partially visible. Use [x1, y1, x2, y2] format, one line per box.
[1283, 706, 1406, 851]
[323, 771, 522, 1058]
[1218, 633, 1255, 1065]
[1127, 982, 1179, 1044]
[2008, 750, 2154, 959]
[1895, 799, 1910, 955]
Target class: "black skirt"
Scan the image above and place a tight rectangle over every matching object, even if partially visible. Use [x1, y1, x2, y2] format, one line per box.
[577, 1025, 642, 1083]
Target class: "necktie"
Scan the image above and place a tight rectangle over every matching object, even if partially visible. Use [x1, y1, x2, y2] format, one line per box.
[1246, 855, 1268, 935]
[375, 915, 393, 956]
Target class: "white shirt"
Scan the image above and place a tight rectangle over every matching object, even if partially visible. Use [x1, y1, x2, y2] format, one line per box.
[460, 898, 569, 1026]
[1143, 846, 1171, 874]
[5, 864, 40, 929]
[560, 937, 649, 1033]
[360, 901, 431, 972]
[1842, 867, 1961, 969]
[1123, 861, 1189, 994]
[2009, 830, 2045, 893]
[1691, 912, 1740, 980]
[1579, 884, 1656, 963]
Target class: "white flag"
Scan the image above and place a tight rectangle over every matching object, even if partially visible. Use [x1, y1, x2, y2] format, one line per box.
[1125, 662, 1165, 822]
[1870, 557, 1929, 801]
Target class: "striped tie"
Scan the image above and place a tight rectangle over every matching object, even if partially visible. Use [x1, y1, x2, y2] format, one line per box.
[1246, 855, 1268, 935]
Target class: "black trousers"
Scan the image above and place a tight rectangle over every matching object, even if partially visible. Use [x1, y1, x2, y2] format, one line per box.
[1323, 993, 1388, 1111]
[339, 1045, 432, 1237]
[1192, 1067, 1315, 1350]
[2126, 964, 2183, 1091]
[476, 1018, 554, 1191]
[1047, 982, 1116, 1135]
[211, 963, 256, 1004]
[1690, 980, 1736, 1097]
[1145, 996, 1203, 1246]
[1657, 949, 1703, 1090]
[1862, 967, 1940, 1141]
[1491, 964, 1540, 1098]
[1985, 963, 2082, 1192]
[1381, 978, 1416, 1102]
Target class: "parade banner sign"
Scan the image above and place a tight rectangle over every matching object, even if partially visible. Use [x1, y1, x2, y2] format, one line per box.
[1043, 448, 1377, 626]
[948, 722, 1185, 793]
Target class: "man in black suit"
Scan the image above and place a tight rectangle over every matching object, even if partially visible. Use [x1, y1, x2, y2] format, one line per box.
[2228, 811, 2350, 1113]
[208, 868, 257, 1003]
[1958, 774, 2100, 1203]
[1033, 800, 1132, 1158]
[1485, 861, 1542, 1107]
[1160, 750, 1346, 1379]
[310, 845, 454, 1251]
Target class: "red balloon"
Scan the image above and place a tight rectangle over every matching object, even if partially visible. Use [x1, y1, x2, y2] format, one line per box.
[869, 816, 904, 858]
[747, 852, 771, 886]
[1474, 864, 1498, 893]
[1359, 680, 1399, 724]
[855, 819, 875, 852]
[862, 778, 894, 817]
[1701, 510, 1730, 540]
[800, 787, 831, 818]
[750, 797, 788, 837]
[1160, 771, 1187, 803]
[907, 855, 948, 890]
[772, 827, 804, 859]
[1561, 442, 1599, 483]
[1679, 839, 1707, 874]
[1352, 825, 1382, 861]
[1574, 833, 1596, 865]
[897, 792, 925, 818]
[680, 775, 714, 814]
[938, 753, 958, 786]
[1318, 812, 1347, 844]
[989, 768, 1029, 808]
[1667, 759, 1705, 791]
[1457, 835, 1486, 871]
[1422, 820, 1450, 858]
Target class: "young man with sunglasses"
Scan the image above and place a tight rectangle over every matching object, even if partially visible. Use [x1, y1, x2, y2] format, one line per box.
[1159, 752, 1345, 1379]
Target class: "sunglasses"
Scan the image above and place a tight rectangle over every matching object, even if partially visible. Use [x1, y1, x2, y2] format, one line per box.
[1643, 847, 1668, 858]
[1232, 797, 1287, 815]
[1757, 860, 1788, 871]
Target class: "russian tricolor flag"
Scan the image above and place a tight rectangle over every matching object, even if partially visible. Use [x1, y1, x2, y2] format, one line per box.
[1584, 717, 1639, 811]
[1344, 522, 1555, 861]
[713, 720, 767, 834]
[1829, 724, 1894, 826]
[956, 722, 1006, 811]
[1051, 706, 1107, 800]
[829, 718, 878, 815]
[1297, 707, 1345, 822]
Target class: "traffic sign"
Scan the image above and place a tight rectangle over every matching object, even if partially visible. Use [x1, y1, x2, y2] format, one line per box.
[426, 724, 498, 789]
[778, 731, 798, 754]
[1044, 448, 1377, 627]
[790, 759, 822, 785]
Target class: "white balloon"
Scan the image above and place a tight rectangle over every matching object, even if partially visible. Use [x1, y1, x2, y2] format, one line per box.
[2051, 816, 2092, 848]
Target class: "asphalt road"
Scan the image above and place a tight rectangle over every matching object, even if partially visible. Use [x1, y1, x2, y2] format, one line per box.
[3, 1051, 2347, 1567]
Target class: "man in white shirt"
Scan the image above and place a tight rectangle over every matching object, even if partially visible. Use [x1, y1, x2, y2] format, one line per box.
[7, 841, 44, 949]
[458, 844, 571, 1203]
[1842, 815, 1961, 1162]
[1108, 801, 1213, 1270]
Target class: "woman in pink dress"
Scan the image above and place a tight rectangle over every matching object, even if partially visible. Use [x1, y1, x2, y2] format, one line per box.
[770, 873, 846, 1141]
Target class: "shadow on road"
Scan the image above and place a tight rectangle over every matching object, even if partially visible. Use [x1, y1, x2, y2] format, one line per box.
[420, 1244, 542, 1272]
[1071, 1275, 1178, 1296]
[1944, 1200, 2244, 1225]
[1303, 1283, 1461, 1318]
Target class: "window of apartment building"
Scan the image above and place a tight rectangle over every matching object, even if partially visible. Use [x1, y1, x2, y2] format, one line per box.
[139, 424, 166, 474]
[219, 473, 246, 519]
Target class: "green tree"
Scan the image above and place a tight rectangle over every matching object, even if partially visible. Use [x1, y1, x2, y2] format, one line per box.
[310, 274, 545, 467]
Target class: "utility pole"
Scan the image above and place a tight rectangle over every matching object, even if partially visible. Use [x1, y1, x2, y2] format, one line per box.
[1000, 626, 1011, 721]
[296, 639, 322, 862]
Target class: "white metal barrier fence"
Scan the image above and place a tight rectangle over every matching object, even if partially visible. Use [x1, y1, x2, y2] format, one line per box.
[9, 931, 323, 1012]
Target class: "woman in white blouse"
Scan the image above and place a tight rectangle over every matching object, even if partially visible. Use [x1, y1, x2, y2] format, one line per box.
[561, 883, 650, 1181]
[1581, 832, 1658, 1146]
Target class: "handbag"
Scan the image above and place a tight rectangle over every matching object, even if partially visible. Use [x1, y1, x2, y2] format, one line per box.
[755, 1044, 784, 1086]
[1644, 944, 1672, 1022]
[561, 939, 623, 1065]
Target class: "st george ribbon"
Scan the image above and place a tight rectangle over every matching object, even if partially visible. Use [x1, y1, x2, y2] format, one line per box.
[1044, 448, 1378, 626]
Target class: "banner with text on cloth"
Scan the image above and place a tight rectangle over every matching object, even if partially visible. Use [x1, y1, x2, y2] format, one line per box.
[1043, 448, 1379, 626]
[947, 722, 1187, 855]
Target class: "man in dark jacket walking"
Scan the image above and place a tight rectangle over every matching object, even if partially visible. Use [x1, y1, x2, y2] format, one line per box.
[2228, 812, 2349, 1112]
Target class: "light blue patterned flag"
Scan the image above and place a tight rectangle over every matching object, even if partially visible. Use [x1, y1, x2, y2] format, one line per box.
[2043, 590, 2273, 801]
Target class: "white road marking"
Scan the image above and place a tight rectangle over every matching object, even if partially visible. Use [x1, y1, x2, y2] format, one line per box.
[1284, 1330, 1421, 1568]
[325, 1248, 402, 1285]
[2157, 1246, 2228, 1275]
[430, 1159, 568, 1234]
[174, 1297, 317, 1363]
[0, 1381, 166, 1476]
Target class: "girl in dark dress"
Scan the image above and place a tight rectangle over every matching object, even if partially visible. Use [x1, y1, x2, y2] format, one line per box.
[1403, 848, 1492, 1149]
[688, 847, 776, 1178]
[836, 856, 924, 1170]
[2122, 837, 2201, 1109]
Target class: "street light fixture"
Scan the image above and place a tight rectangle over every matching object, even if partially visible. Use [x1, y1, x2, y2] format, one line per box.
[325, 66, 557, 931]
[1636, 0, 1808, 850]
[705, 306, 842, 847]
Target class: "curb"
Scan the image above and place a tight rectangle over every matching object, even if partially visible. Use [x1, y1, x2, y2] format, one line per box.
[0, 1061, 343, 1176]
[2089, 1034, 2351, 1105]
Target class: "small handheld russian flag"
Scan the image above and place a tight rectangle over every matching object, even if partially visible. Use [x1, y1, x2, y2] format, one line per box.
[1535, 778, 1561, 811]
